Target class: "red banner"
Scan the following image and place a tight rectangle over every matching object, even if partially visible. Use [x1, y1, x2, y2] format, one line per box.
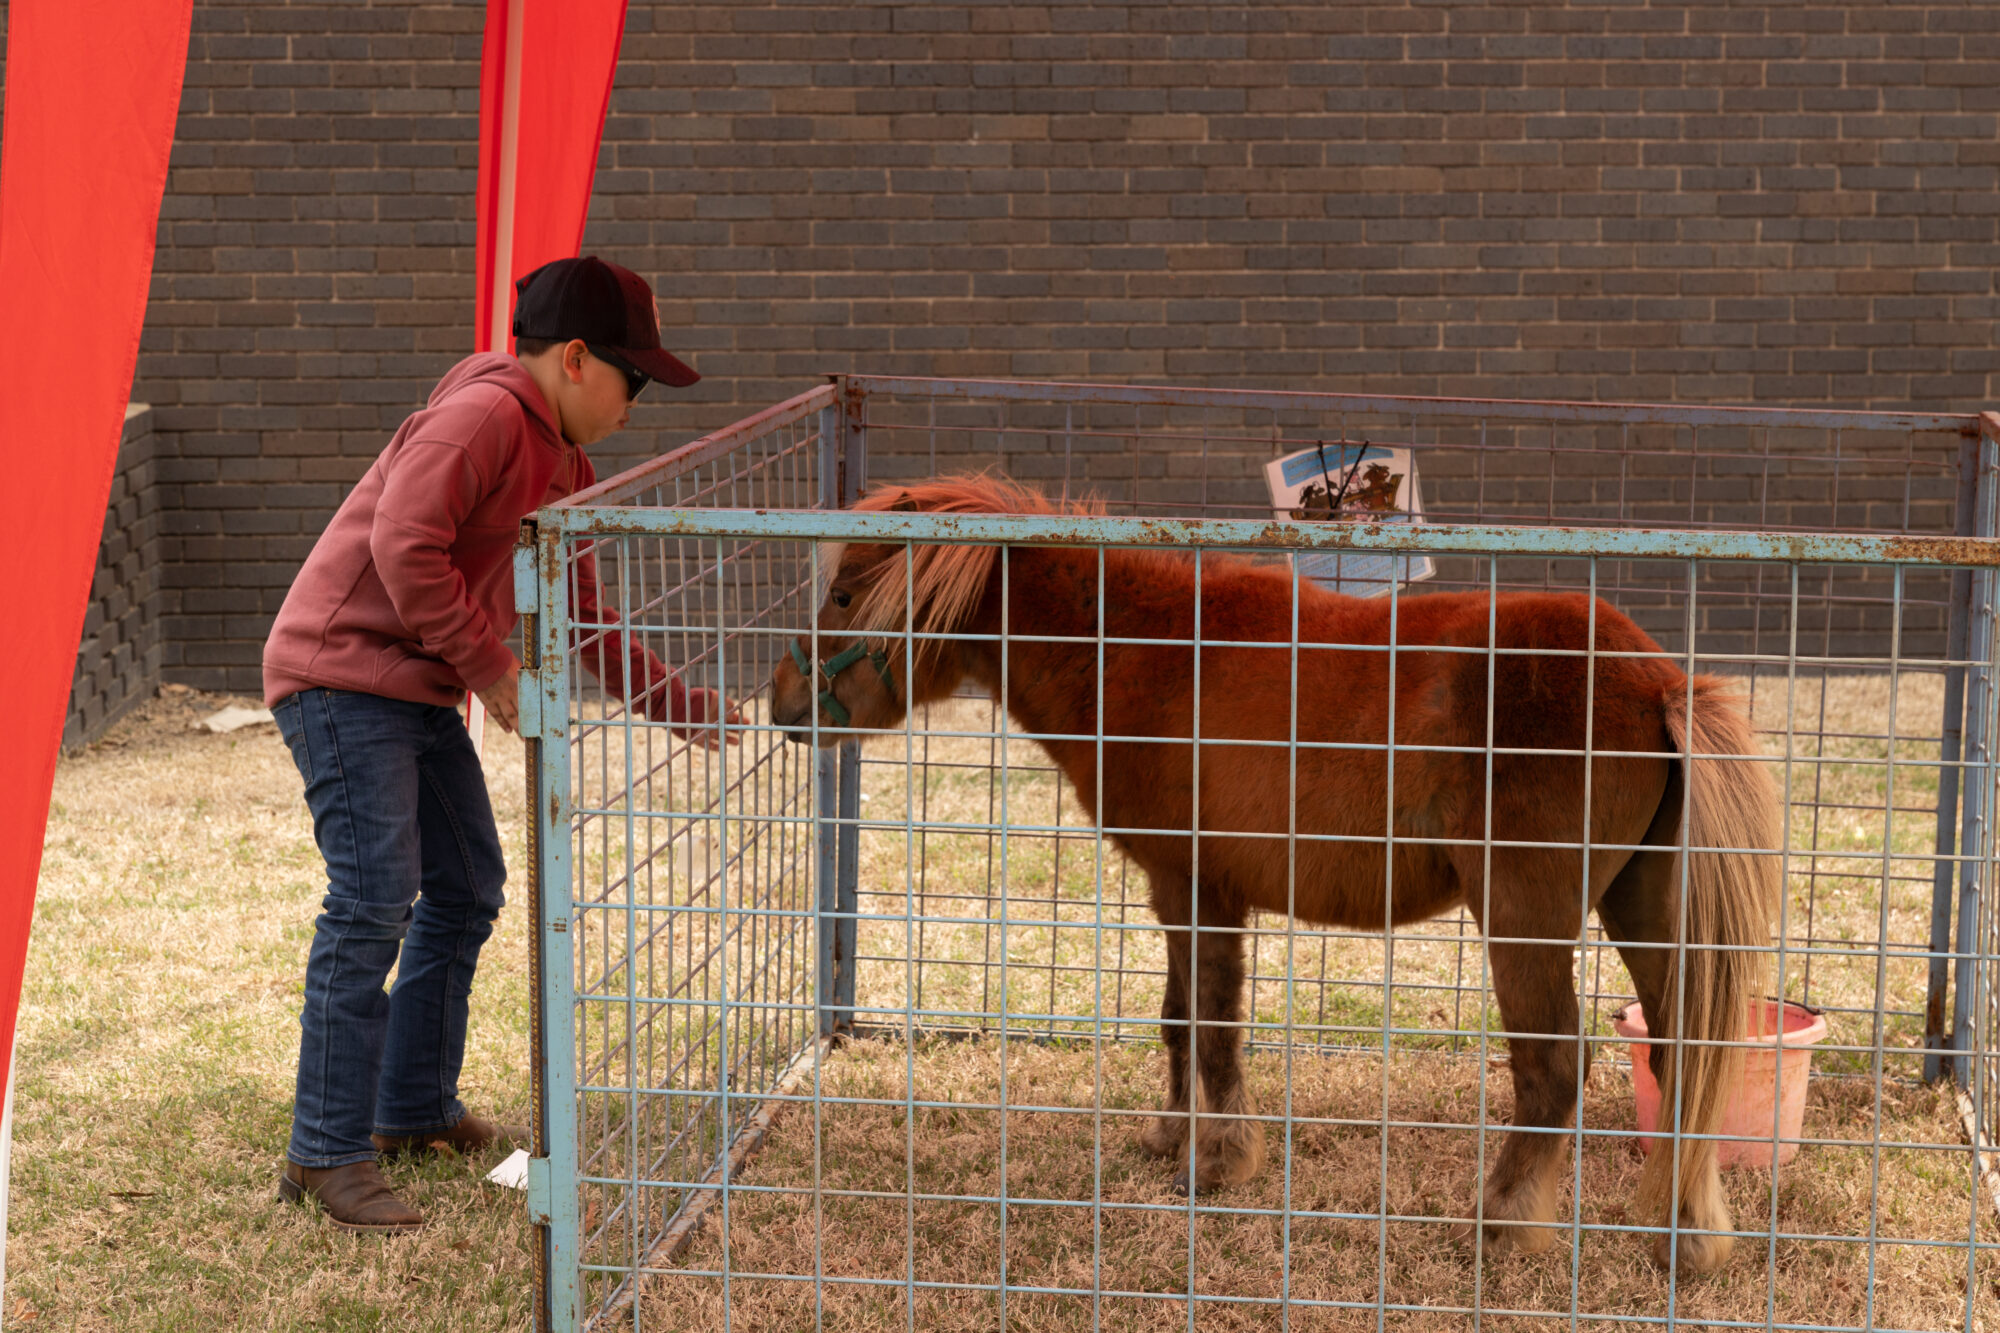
[0, 1, 194, 1092]
[467, 0, 628, 749]
[475, 0, 631, 353]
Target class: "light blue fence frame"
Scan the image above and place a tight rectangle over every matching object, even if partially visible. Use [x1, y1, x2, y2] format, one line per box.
[515, 381, 851, 1328]
[518, 382, 2000, 1332]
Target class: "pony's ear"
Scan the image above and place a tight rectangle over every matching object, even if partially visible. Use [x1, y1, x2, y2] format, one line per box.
[887, 493, 920, 513]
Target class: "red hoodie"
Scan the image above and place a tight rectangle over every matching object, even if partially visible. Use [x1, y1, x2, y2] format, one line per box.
[263, 353, 681, 716]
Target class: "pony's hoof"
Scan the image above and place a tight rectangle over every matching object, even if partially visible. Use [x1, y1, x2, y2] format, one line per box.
[1650, 1227, 1734, 1275]
[1168, 1152, 1258, 1197]
[1454, 1174, 1560, 1259]
[1451, 1218, 1559, 1258]
[1139, 1115, 1187, 1159]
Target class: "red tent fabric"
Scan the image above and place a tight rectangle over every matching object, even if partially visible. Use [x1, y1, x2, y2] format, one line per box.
[475, 0, 631, 355]
[0, 0, 626, 1121]
[0, 0, 194, 1096]
[467, 0, 628, 749]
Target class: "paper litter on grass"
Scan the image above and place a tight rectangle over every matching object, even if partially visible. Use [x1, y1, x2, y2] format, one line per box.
[486, 1147, 530, 1190]
[196, 706, 274, 734]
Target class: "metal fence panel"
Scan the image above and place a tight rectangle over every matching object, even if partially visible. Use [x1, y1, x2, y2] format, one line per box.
[523, 382, 2000, 1332]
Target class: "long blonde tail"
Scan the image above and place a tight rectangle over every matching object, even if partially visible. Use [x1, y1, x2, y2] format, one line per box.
[1637, 677, 1781, 1228]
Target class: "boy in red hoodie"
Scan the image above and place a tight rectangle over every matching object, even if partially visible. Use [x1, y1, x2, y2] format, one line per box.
[264, 257, 738, 1232]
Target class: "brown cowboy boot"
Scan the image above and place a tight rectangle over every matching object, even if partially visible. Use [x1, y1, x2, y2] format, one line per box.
[372, 1112, 528, 1160]
[278, 1160, 424, 1234]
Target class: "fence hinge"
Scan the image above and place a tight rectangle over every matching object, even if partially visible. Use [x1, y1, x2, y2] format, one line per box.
[516, 681, 543, 738]
[524, 1154, 552, 1227]
[514, 542, 541, 616]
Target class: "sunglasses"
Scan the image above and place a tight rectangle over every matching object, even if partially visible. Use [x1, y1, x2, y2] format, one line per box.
[586, 344, 650, 401]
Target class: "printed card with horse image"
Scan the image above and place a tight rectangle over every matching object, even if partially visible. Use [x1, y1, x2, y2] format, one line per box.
[1263, 442, 1436, 597]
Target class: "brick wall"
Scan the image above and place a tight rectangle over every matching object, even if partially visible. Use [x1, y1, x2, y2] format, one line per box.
[6, 2, 1997, 690]
[63, 406, 165, 751]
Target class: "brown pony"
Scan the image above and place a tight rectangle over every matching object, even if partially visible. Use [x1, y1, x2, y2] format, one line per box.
[770, 476, 1778, 1275]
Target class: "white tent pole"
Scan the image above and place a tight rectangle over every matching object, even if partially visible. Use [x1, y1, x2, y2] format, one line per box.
[1, 1056, 17, 1298]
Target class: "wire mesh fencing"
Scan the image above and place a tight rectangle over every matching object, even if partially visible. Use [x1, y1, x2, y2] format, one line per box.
[518, 381, 2000, 1332]
[515, 385, 846, 1324]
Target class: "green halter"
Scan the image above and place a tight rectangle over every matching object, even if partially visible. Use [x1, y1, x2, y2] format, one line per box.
[790, 638, 898, 727]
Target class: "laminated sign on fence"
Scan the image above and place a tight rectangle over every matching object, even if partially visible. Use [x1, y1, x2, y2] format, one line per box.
[1264, 440, 1435, 596]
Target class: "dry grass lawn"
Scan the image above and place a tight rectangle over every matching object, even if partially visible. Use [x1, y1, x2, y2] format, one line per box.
[9, 689, 537, 1331]
[10, 669, 1997, 1331]
[660, 1038, 1988, 1333]
[649, 675, 2000, 1332]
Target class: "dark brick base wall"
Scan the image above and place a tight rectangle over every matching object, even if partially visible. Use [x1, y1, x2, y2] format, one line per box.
[64, 406, 165, 751]
[4, 2, 1996, 691]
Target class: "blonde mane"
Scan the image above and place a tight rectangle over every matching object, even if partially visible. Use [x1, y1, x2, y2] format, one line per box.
[830, 475, 1101, 663]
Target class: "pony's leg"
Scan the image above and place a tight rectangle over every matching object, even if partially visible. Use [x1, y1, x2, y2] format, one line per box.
[1462, 926, 1583, 1255]
[1178, 902, 1264, 1194]
[1597, 784, 1736, 1275]
[1139, 923, 1192, 1159]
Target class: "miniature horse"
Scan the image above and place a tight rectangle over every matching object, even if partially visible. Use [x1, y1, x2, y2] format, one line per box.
[770, 477, 1778, 1274]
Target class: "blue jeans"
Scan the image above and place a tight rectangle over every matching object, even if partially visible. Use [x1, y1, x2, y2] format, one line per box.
[274, 688, 507, 1168]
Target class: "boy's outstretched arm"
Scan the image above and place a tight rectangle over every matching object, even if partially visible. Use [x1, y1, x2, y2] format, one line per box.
[571, 542, 744, 747]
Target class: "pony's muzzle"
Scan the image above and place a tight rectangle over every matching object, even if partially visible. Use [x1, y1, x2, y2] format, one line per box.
[768, 689, 831, 746]
[775, 636, 898, 745]
[769, 696, 817, 744]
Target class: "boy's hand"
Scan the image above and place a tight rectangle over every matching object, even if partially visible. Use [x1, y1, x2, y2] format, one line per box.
[671, 686, 745, 749]
[478, 664, 522, 735]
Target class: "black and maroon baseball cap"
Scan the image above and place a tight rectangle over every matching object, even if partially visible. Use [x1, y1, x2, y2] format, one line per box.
[511, 256, 700, 388]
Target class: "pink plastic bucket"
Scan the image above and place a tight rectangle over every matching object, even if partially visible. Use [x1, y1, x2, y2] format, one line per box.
[1609, 999, 1828, 1169]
